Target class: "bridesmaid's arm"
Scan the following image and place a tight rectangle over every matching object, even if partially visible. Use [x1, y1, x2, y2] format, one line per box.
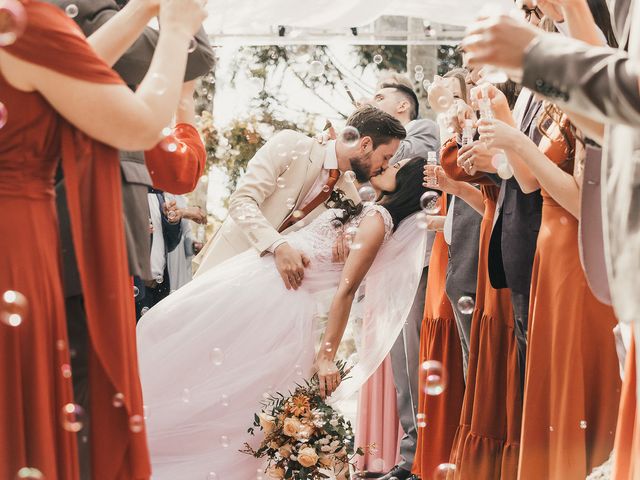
[0, 1, 205, 150]
[316, 213, 386, 398]
[509, 130, 581, 219]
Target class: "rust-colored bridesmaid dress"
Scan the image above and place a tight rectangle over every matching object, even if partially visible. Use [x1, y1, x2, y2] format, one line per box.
[0, 2, 150, 479]
[441, 139, 522, 480]
[518, 127, 621, 479]
[613, 334, 639, 479]
[412, 194, 466, 480]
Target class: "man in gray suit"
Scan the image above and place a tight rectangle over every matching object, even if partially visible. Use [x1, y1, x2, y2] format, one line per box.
[49, 0, 214, 476]
[365, 81, 440, 480]
[459, 0, 640, 389]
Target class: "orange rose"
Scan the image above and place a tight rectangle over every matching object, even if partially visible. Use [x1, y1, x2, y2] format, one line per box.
[282, 417, 302, 437]
[267, 466, 285, 479]
[319, 454, 334, 467]
[258, 412, 276, 435]
[298, 446, 319, 467]
[279, 443, 293, 458]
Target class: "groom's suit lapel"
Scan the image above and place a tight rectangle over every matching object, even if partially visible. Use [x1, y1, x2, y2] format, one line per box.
[298, 141, 327, 207]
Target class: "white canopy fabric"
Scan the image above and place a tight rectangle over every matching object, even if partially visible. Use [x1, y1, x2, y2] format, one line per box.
[204, 0, 513, 35]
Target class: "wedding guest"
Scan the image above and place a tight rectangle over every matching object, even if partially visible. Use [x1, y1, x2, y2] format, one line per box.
[479, 97, 621, 479]
[48, 1, 212, 473]
[135, 192, 183, 320]
[0, 1, 207, 479]
[440, 67, 483, 380]
[167, 197, 206, 292]
[412, 71, 484, 478]
[477, 1, 547, 394]
[442, 83, 522, 479]
[411, 194, 466, 480]
[460, 0, 640, 403]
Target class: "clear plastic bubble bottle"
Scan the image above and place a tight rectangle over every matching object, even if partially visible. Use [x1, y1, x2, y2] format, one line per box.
[425, 151, 439, 187]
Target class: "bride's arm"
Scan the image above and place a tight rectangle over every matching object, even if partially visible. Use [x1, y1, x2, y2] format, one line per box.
[316, 213, 386, 398]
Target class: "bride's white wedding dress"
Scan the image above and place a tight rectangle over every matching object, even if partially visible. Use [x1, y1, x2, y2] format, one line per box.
[137, 204, 425, 479]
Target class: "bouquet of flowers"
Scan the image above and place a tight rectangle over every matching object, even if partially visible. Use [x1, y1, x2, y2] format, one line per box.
[242, 361, 362, 479]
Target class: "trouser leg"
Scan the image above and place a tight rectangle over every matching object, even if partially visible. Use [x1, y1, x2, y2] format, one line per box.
[510, 291, 529, 393]
[389, 267, 428, 471]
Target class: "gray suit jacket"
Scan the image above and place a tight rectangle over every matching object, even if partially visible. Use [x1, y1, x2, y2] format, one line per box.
[391, 118, 440, 164]
[520, 0, 640, 324]
[391, 118, 440, 266]
[50, 0, 215, 295]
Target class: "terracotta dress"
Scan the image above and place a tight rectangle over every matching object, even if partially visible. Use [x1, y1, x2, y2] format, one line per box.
[0, 3, 150, 479]
[441, 139, 522, 480]
[518, 133, 621, 479]
[613, 334, 639, 479]
[412, 195, 466, 480]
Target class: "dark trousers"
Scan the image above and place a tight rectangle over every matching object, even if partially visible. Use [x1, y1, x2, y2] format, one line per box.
[135, 267, 171, 321]
[511, 291, 529, 393]
[65, 295, 91, 480]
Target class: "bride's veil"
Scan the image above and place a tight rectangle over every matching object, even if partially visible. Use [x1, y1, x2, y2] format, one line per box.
[327, 212, 427, 403]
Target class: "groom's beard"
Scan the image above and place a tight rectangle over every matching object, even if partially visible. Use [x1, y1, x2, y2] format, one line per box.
[349, 150, 374, 183]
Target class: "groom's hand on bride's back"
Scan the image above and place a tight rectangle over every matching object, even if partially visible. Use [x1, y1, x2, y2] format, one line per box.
[274, 243, 311, 290]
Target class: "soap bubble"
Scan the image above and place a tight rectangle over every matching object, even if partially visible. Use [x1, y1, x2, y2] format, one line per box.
[61, 403, 85, 432]
[434, 463, 456, 480]
[65, 4, 78, 18]
[1, 290, 28, 327]
[340, 126, 360, 148]
[309, 61, 325, 77]
[420, 191, 441, 214]
[358, 186, 377, 203]
[0, 101, 8, 129]
[422, 360, 447, 396]
[0, 0, 27, 47]
[457, 296, 475, 315]
[129, 414, 144, 433]
[210, 347, 224, 366]
[15, 467, 44, 479]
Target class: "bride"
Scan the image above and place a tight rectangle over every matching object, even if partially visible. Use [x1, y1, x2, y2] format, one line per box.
[137, 156, 431, 478]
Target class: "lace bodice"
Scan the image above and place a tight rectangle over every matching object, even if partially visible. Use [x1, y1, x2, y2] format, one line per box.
[286, 204, 394, 265]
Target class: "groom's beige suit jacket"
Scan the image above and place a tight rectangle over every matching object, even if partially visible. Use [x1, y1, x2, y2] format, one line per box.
[193, 130, 360, 275]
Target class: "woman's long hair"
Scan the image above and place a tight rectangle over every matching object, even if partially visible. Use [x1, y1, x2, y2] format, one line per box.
[379, 157, 431, 231]
[444, 68, 469, 104]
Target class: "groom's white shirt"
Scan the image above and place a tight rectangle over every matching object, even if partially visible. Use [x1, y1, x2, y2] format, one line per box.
[194, 131, 360, 275]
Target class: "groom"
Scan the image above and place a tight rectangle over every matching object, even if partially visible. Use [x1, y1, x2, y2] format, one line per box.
[193, 105, 406, 288]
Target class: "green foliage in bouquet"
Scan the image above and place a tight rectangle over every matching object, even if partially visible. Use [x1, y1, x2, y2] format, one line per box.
[241, 361, 363, 479]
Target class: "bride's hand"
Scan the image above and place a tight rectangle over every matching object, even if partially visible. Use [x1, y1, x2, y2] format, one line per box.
[316, 358, 341, 399]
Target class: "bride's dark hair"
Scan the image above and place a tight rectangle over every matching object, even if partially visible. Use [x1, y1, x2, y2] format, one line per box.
[325, 156, 432, 231]
[378, 156, 429, 231]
